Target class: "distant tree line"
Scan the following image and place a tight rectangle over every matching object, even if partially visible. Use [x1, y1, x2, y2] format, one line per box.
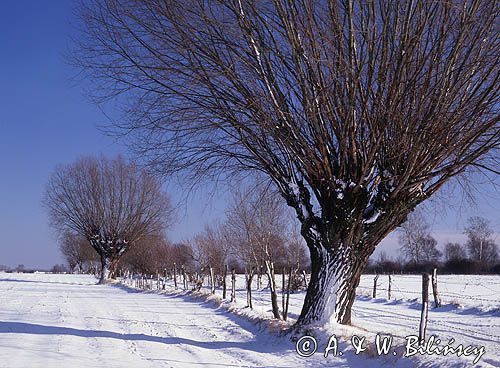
[0, 264, 34, 273]
[0, 264, 69, 274]
[366, 213, 499, 274]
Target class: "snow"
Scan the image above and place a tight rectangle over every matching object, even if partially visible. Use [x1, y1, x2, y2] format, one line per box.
[363, 206, 382, 224]
[0, 272, 498, 367]
[335, 179, 347, 189]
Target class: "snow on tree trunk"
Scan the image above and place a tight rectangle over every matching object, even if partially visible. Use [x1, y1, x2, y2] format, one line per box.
[99, 255, 111, 284]
[265, 260, 281, 319]
[98, 255, 119, 284]
[295, 246, 364, 327]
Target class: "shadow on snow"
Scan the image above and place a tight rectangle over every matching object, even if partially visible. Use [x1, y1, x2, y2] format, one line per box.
[0, 321, 287, 354]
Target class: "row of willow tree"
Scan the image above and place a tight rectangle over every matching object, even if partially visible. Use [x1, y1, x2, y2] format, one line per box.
[48, 155, 310, 320]
[58, 0, 500, 329]
[55, 167, 310, 281]
[44, 156, 174, 283]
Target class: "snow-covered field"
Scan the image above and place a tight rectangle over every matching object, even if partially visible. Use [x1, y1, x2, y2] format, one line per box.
[0, 272, 498, 367]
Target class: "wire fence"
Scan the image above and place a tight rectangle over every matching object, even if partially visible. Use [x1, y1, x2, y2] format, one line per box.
[357, 274, 500, 305]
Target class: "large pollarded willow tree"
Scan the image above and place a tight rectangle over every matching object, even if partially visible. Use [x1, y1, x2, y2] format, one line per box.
[44, 156, 173, 283]
[76, 0, 499, 326]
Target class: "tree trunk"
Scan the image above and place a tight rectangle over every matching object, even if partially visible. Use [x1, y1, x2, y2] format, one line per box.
[281, 269, 285, 315]
[173, 263, 178, 290]
[222, 264, 227, 299]
[230, 268, 236, 302]
[285, 266, 292, 319]
[295, 247, 365, 327]
[265, 260, 281, 319]
[209, 265, 215, 294]
[98, 254, 118, 284]
[245, 267, 255, 309]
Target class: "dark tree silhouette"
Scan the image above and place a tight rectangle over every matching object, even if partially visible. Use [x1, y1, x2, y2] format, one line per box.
[444, 242, 465, 262]
[75, 0, 499, 326]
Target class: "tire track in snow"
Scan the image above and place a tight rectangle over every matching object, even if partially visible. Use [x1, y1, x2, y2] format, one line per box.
[122, 291, 246, 367]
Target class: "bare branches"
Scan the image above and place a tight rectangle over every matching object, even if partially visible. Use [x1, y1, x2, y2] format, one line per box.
[75, 0, 499, 321]
[398, 210, 441, 265]
[75, 1, 498, 235]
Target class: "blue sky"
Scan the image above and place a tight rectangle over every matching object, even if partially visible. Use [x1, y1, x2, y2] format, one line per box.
[0, 1, 498, 269]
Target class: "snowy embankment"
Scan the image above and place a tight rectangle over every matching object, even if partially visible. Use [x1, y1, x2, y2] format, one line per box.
[0, 273, 498, 367]
[159, 273, 500, 367]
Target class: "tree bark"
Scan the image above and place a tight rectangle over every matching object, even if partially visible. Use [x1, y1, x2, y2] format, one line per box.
[245, 267, 255, 309]
[222, 264, 227, 299]
[173, 263, 178, 290]
[230, 268, 236, 302]
[284, 267, 292, 321]
[209, 265, 215, 294]
[98, 254, 118, 284]
[265, 260, 281, 319]
[295, 246, 365, 327]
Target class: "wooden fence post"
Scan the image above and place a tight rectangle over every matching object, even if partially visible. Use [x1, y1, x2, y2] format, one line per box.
[230, 268, 236, 302]
[372, 274, 379, 298]
[281, 268, 285, 314]
[284, 267, 292, 321]
[431, 268, 441, 308]
[246, 267, 254, 308]
[419, 273, 430, 344]
[222, 264, 227, 299]
[388, 274, 392, 300]
[181, 265, 187, 290]
[209, 266, 215, 294]
[173, 263, 178, 290]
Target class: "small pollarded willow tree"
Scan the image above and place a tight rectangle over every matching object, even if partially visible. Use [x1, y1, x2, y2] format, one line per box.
[76, 0, 499, 325]
[225, 186, 291, 319]
[44, 156, 173, 283]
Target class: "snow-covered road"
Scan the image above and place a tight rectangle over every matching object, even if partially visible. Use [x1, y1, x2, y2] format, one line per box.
[0, 273, 498, 367]
[0, 273, 305, 368]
